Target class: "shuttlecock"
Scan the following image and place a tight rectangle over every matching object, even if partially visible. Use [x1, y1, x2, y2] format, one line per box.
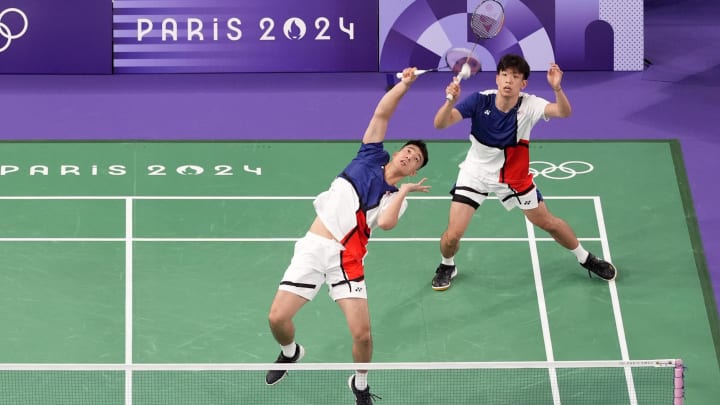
[459, 63, 471, 80]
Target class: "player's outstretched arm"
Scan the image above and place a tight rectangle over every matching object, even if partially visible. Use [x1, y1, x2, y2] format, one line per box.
[376, 178, 431, 230]
[434, 77, 464, 129]
[362, 67, 418, 144]
[544, 63, 572, 118]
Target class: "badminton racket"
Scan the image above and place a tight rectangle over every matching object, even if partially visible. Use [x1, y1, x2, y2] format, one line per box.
[447, 0, 505, 100]
[395, 47, 482, 79]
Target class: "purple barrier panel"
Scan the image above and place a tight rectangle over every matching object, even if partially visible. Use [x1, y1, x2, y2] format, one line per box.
[379, 0, 642, 72]
[113, 0, 379, 73]
[0, 0, 112, 74]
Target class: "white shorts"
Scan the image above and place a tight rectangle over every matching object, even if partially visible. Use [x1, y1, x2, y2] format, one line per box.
[452, 168, 542, 211]
[278, 232, 368, 301]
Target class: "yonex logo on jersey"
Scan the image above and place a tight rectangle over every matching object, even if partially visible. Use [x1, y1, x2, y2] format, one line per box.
[484, 109, 491, 115]
[0, 8, 29, 53]
[529, 161, 594, 180]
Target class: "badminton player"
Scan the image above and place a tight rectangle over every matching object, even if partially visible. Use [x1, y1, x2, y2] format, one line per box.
[430, 54, 617, 291]
[265, 67, 430, 404]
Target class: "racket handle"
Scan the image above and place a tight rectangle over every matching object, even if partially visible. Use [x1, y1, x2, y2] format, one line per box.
[395, 69, 429, 79]
[445, 73, 467, 101]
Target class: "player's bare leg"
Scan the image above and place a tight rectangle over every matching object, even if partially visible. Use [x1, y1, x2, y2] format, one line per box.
[523, 201, 577, 249]
[524, 201, 617, 280]
[338, 298, 380, 402]
[337, 297, 373, 364]
[266, 290, 308, 385]
[268, 290, 308, 345]
[434, 201, 476, 290]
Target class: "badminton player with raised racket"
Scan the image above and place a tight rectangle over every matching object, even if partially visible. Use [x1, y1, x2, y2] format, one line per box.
[430, 54, 617, 292]
[265, 68, 430, 404]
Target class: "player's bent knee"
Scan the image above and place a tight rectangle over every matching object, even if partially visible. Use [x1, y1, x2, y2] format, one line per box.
[268, 309, 290, 327]
[352, 331, 372, 347]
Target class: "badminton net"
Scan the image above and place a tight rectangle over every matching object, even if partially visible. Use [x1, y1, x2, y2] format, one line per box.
[0, 359, 684, 404]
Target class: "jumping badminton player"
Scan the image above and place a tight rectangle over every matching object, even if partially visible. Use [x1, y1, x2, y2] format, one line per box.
[430, 54, 617, 291]
[265, 67, 430, 404]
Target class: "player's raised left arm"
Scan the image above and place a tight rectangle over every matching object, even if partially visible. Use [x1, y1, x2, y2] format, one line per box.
[362, 67, 418, 144]
[544, 63, 572, 118]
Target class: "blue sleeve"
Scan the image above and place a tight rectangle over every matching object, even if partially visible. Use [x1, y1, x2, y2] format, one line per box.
[355, 142, 390, 166]
[455, 92, 483, 119]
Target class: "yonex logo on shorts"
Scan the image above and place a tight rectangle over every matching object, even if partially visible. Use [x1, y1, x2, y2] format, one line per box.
[529, 161, 594, 180]
[0, 8, 29, 53]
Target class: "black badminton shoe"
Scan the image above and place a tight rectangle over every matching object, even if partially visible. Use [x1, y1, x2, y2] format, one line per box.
[265, 343, 305, 385]
[431, 264, 458, 291]
[348, 375, 381, 405]
[581, 253, 617, 281]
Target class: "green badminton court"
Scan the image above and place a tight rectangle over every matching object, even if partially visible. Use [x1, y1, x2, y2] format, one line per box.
[0, 140, 718, 404]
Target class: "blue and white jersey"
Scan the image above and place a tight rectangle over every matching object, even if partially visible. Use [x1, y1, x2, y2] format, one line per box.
[455, 90, 549, 191]
[313, 142, 407, 279]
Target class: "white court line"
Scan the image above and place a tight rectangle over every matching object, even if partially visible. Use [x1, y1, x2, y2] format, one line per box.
[0, 359, 680, 371]
[0, 238, 125, 242]
[525, 218, 561, 405]
[0, 237, 605, 242]
[0, 359, 679, 371]
[0, 195, 595, 200]
[124, 198, 133, 405]
[593, 196, 637, 404]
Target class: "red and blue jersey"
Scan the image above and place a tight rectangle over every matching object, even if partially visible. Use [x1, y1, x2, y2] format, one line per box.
[313, 142, 405, 281]
[455, 90, 549, 192]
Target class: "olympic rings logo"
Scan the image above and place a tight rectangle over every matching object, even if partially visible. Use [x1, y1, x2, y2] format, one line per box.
[0, 8, 29, 53]
[529, 161, 594, 180]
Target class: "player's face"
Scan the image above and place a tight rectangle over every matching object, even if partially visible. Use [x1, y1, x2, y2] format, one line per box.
[495, 68, 527, 96]
[393, 145, 424, 175]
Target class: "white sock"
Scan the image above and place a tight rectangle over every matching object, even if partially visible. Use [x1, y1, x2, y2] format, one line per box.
[571, 244, 589, 264]
[441, 256, 455, 266]
[281, 342, 297, 357]
[354, 372, 368, 390]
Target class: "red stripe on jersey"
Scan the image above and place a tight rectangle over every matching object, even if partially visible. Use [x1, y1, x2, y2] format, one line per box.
[339, 210, 370, 280]
[499, 140, 534, 191]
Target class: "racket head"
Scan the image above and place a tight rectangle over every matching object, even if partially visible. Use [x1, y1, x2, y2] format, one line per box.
[445, 47, 482, 77]
[470, 0, 505, 39]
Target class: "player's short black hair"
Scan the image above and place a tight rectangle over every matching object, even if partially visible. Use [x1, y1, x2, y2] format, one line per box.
[497, 54, 531, 80]
[403, 140, 429, 168]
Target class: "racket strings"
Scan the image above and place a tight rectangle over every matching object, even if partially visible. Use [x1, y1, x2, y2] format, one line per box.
[470, 1, 505, 39]
[472, 15, 500, 37]
[395, 1, 504, 79]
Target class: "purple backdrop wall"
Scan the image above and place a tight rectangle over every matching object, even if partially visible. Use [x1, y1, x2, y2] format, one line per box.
[113, 0, 379, 73]
[0, 0, 111, 74]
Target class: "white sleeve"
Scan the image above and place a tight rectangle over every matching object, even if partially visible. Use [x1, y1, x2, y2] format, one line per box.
[366, 192, 408, 230]
[532, 94, 551, 122]
[521, 93, 550, 122]
[313, 178, 359, 241]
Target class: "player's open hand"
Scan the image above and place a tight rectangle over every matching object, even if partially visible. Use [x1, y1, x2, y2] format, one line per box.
[547, 63, 563, 90]
[400, 177, 431, 194]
